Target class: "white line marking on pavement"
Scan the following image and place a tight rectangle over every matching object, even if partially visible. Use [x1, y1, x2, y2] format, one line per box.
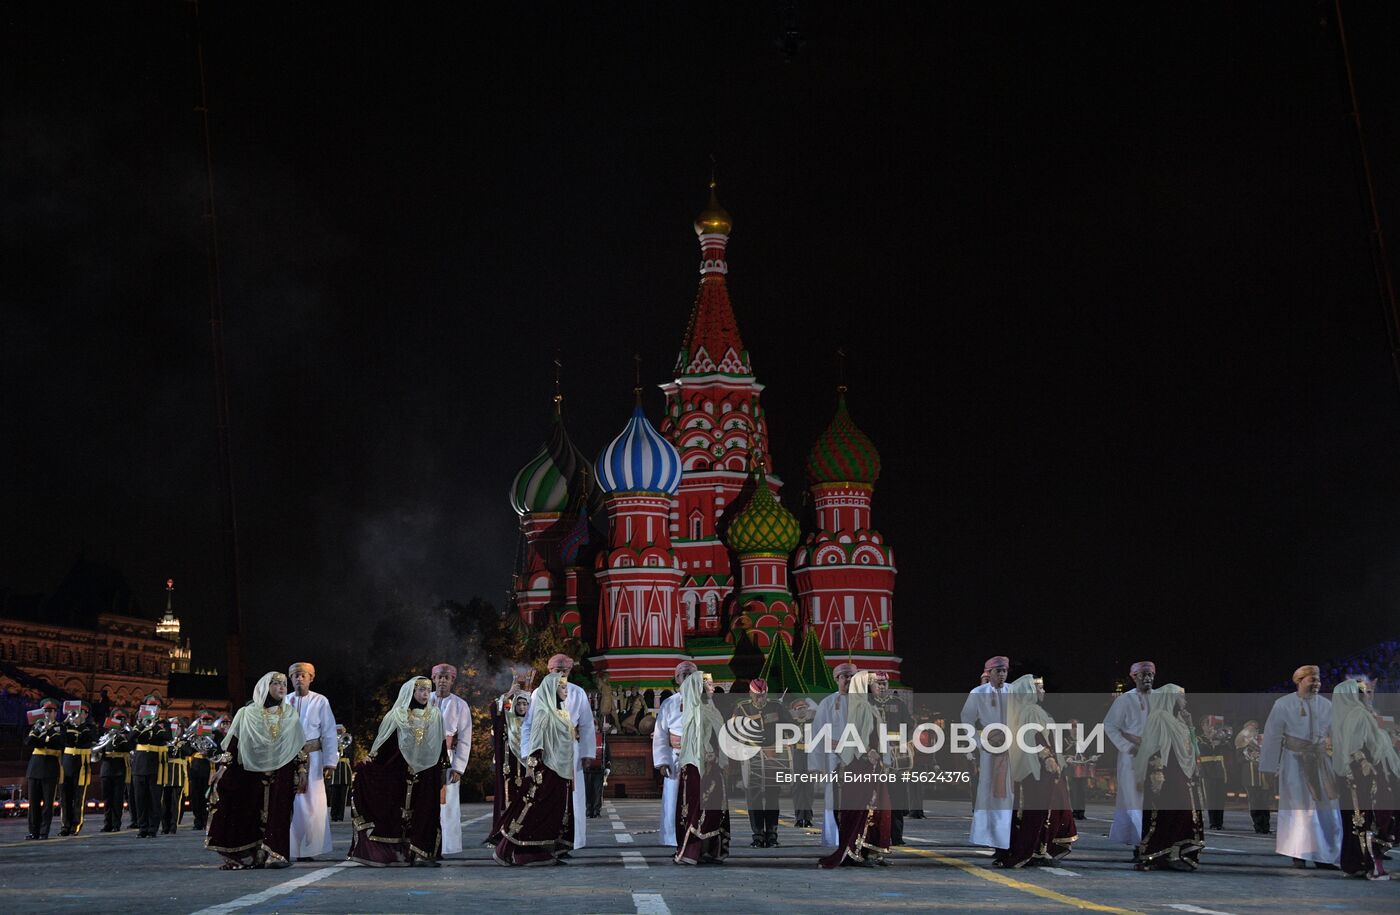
[615, 832, 635, 843]
[1202, 846, 1251, 854]
[611, 820, 627, 830]
[633, 892, 671, 915]
[622, 850, 648, 869]
[1041, 867, 1080, 877]
[190, 860, 357, 915]
[1165, 905, 1239, 915]
[462, 812, 492, 826]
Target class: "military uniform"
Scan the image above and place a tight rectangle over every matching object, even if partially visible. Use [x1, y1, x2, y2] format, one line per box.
[159, 727, 191, 833]
[585, 718, 609, 818]
[1235, 721, 1271, 835]
[187, 718, 221, 830]
[873, 691, 913, 845]
[97, 720, 133, 832]
[1195, 718, 1233, 831]
[23, 708, 64, 839]
[328, 742, 352, 821]
[130, 716, 171, 838]
[59, 713, 98, 835]
[788, 702, 817, 828]
[730, 693, 793, 847]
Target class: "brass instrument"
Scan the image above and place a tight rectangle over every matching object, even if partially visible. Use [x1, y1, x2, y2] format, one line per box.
[337, 731, 353, 755]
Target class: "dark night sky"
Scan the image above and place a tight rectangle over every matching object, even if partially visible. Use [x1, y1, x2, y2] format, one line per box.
[3, 2, 1399, 694]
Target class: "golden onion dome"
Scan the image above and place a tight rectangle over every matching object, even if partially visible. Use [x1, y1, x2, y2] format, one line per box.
[694, 181, 733, 236]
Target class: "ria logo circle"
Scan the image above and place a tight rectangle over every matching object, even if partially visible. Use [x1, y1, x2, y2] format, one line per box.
[718, 716, 763, 762]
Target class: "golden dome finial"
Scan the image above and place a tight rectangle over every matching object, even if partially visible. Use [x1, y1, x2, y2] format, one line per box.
[695, 156, 733, 236]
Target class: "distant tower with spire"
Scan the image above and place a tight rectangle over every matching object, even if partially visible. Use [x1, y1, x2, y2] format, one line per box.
[157, 578, 193, 674]
[791, 373, 901, 681]
[656, 174, 783, 677]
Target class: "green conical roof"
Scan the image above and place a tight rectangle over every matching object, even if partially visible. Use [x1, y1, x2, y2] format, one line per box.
[726, 472, 800, 555]
[758, 634, 805, 695]
[795, 628, 838, 694]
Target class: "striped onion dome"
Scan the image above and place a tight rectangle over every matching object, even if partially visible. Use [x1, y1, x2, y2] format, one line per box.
[509, 415, 592, 515]
[596, 404, 682, 495]
[726, 472, 799, 555]
[807, 394, 881, 486]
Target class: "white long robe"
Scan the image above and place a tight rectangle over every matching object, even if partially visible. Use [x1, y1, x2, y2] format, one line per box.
[960, 682, 1011, 849]
[286, 690, 338, 858]
[652, 693, 682, 846]
[520, 681, 595, 849]
[1260, 693, 1342, 863]
[431, 691, 472, 855]
[1103, 688, 1152, 846]
[808, 690, 849, 847]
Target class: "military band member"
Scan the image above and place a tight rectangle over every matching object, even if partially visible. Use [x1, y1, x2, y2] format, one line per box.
[1234, 720, 1270, 835]
[730, 678, 793, 848]
[872, 672, 912, 845]
[96, 710, 132, 832]
[131, 695, 172, 838]
[187, 710, 221, 830]
[23, 698, 64, 840]
[788, 698, 818, 828]
[328, 724, 353, 822]
[160, 717, 192, 833]
[1063, 718, 1095, 820]
[585, 694, 609, 818]
[1196, 714, 1232, 831]
[58, 701, 98, 835]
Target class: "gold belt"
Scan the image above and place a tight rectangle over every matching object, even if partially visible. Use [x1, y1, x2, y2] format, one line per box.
[32, 748, 61, 757]
[64, 747, 92, 756]
[136, 744, 166, 753]
[1198, 755, 1224, 763]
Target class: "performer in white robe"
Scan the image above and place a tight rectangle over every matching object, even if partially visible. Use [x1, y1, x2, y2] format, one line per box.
[429, 662, 472, 856]
[1103, 660, 1155, 850]
[285, 661, 338, 860]
[808, 661, 858, 847]
[652, 660, 696, 847]
[520, 654, 596, 850]
[961, 655, 1012, 851]
[1260, 664, 1343, 867]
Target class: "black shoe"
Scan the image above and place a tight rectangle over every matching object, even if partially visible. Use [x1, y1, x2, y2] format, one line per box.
[766, 835, 780, 848]
[37, 834, 50, 840]
[59, 828, 71, 837]
[558, 851, 572, 859]
[23, 834, 37, 840]
[410, 857, 441, 867]
[1292, 858, 1308, 868]
[1316, 863, 1340, 871]
[875, 856, 891, 866]
[100, 826, 113, 833]
[750, 837, 765, 848]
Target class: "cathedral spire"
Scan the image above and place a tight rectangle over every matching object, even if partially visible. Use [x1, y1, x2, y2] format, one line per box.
[676, 172, 749, 377]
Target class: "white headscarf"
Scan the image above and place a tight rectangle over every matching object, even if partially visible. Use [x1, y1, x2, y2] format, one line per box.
[1008, 674, 1055, 783]
[224, 671, 306, 773]
[1331, 678, 1400, 778]
[370, 677, 445, 774]
[506, 694, 529, 760]
[838, 670, 878, 767]
[676, 673, 724, 774]
[1133, 683, 1195, 782]
[524, 672, 576, 780]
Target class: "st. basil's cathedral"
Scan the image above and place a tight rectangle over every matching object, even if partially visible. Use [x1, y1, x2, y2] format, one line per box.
[508, 182, 901, 694]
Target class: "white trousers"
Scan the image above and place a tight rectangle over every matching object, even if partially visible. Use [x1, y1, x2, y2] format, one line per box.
[821, 782, 838, 847]
[290, 749, 332, 858]
[440, 779, 462, 855]
[658, 774, 679, 846]
[1109, 751, 1144, 846]
[571, 763, 587, 849]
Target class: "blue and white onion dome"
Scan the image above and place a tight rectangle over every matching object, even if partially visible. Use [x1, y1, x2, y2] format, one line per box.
[596, 404, 682, 495]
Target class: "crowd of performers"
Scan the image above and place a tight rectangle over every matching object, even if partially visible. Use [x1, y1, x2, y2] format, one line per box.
[19, 654, 1398, 881]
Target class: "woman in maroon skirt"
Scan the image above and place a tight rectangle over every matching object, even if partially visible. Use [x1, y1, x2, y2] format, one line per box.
[1331, 678, 1397, 880]
[818, 670, 892, 869]
[1000, 674, 1077, 867]
[348, 676, 446, 867]
[493, 671, 576, 866]
[1136, 684, 1206, 871]
[674, 672, 730, 865]
[205, 671, 309, 869]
